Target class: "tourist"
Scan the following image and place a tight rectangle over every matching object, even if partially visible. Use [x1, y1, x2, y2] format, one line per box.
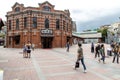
[74, 42, 87, 73]
[95, 43, 100, 58]
[98, 44, 105, 64]
[91, 42, 94, 53]
[26, 41, 32, 58]
[23, 44, 27, 58]
[112, 43, 119, 64]
[66, 42, 70, 52]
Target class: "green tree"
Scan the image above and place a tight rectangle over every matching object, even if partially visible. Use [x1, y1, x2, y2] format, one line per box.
[97, 28, 108, 42]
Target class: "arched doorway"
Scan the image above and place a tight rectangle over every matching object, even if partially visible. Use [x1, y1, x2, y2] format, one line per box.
[41, 37, 53, 48]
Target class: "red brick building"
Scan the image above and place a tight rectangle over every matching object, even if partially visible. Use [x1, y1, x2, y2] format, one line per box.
[6, 1, 73, 48]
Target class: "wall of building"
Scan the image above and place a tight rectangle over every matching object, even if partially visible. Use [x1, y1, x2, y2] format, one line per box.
[6, 1, 73, 48]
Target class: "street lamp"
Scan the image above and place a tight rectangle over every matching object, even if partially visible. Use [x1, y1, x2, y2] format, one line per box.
[60, 14, 62, 48]
[29, 10, 32, 43]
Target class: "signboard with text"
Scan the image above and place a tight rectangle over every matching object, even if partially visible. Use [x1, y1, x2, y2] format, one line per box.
[40, 29, 53, 37]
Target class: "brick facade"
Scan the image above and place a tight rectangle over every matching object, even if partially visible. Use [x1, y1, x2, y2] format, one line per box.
[6, 1, 73, 48]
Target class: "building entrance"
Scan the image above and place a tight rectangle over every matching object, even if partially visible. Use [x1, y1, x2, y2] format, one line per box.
[41, 37, 53, 48]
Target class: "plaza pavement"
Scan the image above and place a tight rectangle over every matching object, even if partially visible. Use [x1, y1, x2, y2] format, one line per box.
[0, 43, 120, 80]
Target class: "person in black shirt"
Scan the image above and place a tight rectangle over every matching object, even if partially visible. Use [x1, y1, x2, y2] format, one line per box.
[95, 43, 100, 58]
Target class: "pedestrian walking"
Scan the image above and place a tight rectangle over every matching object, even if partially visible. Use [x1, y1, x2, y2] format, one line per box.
[74, 43, 87, 73]
[95, 43, 100, 58]
[23, 44, 27, 58]
[98, 44, 105, 64]
[112, 43, 119, 64]
[91, 42, 94, 53]
[26, 41, 32, 58]
[66, 42, 70, 52]
[109, 41, 115, 56]
[110, 41, 114, 50]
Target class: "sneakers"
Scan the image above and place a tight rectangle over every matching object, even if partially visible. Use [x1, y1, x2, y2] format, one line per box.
[84, 70, 87, 73]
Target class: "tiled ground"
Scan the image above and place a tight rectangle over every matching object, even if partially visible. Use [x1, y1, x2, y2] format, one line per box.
[0, 43, 120, 80]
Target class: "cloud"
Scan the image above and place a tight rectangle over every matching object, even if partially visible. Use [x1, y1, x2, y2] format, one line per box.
[77, 11, 120, 32]
[71, 8, 120, 22]
[1, 0, 120, 32]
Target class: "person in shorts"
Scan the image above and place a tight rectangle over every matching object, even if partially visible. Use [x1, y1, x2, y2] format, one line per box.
[26, 41, 31, 58]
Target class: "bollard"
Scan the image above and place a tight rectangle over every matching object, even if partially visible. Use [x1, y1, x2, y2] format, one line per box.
[0, 69, 3, 80]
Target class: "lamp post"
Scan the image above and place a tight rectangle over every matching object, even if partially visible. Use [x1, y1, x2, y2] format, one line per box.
[60, 14, 62, 48]
[29, 10, 32, 43]
[13, 15, 14, 48]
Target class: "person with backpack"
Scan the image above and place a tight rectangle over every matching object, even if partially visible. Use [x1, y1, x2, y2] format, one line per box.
[95, 43, 100, 58]
[74, 43, 87, 73]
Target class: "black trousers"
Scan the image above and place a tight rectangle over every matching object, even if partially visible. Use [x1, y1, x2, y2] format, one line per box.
[113, 53, 119, 63]
[95, 51, 100, 58]
[91, 47, 94, 53]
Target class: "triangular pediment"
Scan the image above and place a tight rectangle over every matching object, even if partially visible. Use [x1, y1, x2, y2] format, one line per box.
[12, 2, 20, 8]
[42, 1, 53, 7]
[39, 1, 55, 9]
[12, 2, 24, 12]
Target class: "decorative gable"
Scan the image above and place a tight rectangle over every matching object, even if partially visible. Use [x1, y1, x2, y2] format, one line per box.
[38, 1, 55, 11]
[12, 2, 24, 12]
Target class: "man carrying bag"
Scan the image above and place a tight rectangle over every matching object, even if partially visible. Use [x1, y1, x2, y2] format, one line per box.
[74, 43, 87, 73]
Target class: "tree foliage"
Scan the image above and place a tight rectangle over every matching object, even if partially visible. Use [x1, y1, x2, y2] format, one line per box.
[97, 28, 108, 42]
[97, 28, 108, 37]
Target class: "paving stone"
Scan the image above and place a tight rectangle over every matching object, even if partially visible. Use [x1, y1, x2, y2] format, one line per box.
[0, 44, 120, 80]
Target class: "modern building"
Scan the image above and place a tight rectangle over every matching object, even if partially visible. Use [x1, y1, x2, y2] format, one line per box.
[72, 31, 102, 44]
[6, 1, 73, 48]
[107, 22, 120, 43]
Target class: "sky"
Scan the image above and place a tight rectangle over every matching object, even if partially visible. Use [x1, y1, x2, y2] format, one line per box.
[0, 0, 120, 32]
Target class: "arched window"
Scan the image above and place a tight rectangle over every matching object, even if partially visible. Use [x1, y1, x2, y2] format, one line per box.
[16, 19, 19, 30]
[32, 17, 37, 28]
[15, 7, 20, 12]
[24, 17, 27, 28]
[56, 19, 60, 29]
[45, 18, 49, 28]
[43, 6, 51, 11]
[9, 20, 11, 30]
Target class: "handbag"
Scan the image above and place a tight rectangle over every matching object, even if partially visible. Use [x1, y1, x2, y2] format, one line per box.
[75, 61, 79, 68]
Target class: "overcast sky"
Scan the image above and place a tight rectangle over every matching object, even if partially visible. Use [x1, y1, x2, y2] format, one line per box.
[0, 0, 120, 32]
